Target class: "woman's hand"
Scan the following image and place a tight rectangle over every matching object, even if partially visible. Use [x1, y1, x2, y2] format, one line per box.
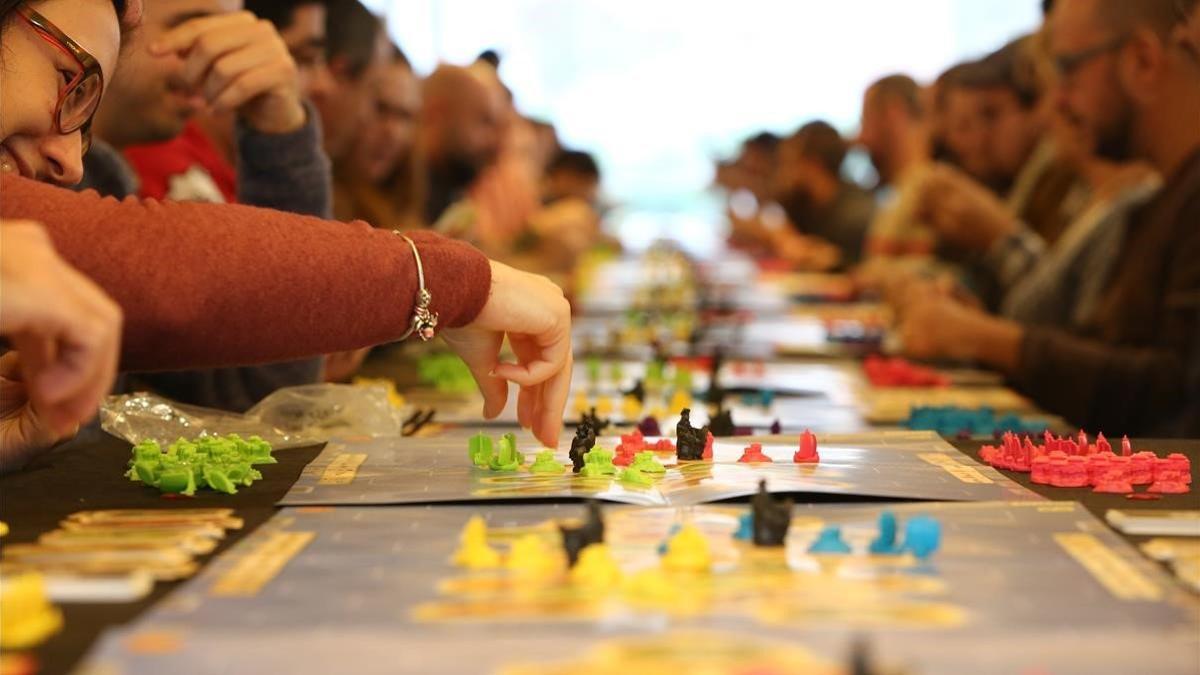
[441, 261, 573, 447]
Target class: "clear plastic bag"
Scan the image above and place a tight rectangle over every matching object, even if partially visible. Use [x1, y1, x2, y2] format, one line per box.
[101, 383, 405, 449]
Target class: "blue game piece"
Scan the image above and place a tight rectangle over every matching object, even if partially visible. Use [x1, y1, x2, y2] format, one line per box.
[657, 524, 682, 555]
[759, 390, 776, 408]
[903, 516, 941, 560]
[808, 526, 851, 554]
[868, 511, 900, 554]
[733, 512, 753, 541]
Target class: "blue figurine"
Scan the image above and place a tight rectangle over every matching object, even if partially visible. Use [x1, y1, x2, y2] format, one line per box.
[808, 525, 851, 554]
[657, 523, 682, 555]
[868, 511, 900, 554]
[903, 516, 942, 560]
[733, 511, 754, 541]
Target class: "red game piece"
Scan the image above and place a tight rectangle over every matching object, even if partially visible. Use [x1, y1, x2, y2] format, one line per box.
[1165, 453, 1192, 484]
[979, 444, 999, 465]
[651, 438, 676, 453]
[1076, 431, 1089, 454]
[702, 431, 714, 460]
[1046, 456, 1070, 487]
[737, 443, 772, 463]
[1130, 452, 1156, 486]
[1030, 456, 1052, 484]
[1147, 469, 1190, 494]
[1088, 453, 1112, 487]
[1095, 432, 1112, 456]
[1058, 456, 1090, 487]
[794, 429, 819, 464]
[1093, 456, 1134, 494]
[1121, 435, 1133, 457]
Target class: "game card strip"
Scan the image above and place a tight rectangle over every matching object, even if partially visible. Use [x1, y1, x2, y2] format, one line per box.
[1053, 533, 1163, 601]
[209, 531, 315, 597]
[917, 453, 994, 484]
[319, 453, 367, 485]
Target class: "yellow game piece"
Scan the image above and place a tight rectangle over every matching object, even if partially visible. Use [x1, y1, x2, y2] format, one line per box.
[623, 568, 683, 606]
[572, 392, 590, 416]
[0, 521, 8, 537]
[660, 524, 712, 574]
[452, 516, 501, 569]
[507, 534, 561, 578]
[594, 396, 614, 417]
[621, 395, 642, 420]
[668, 390, 692, 415]
[0, 573, 63, 650]
[570, 543, 622, 590]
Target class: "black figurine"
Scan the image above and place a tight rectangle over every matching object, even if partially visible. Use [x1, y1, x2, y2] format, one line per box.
[709, 407, 736, 437]
[559, 501, 605, 566]
[751, 479, 792, 546]
[675, 408, 708, 460]
[568, 424, 596, 473]
[769, 419, 783, 435]
[580, 407, 611, 435]
[622, 378, 646, 404]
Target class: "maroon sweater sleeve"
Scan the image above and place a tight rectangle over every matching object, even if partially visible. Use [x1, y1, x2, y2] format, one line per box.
[0, 175, 491, 371]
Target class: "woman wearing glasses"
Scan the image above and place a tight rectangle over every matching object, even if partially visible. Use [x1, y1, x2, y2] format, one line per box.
[0, 0, 573, 469]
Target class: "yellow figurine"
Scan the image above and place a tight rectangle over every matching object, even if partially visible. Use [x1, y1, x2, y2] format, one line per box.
[0, 573, 63, 650]
[507, 534, 562, 578]
[572, 392, 591, 416]
[570, 543, 622, 591]
[668, 390, 692, 415]
[660, 524, 712, 574]
[452, 515, 501, 569]
[594, 396, 614, 418]
[621, 395, 643, 421]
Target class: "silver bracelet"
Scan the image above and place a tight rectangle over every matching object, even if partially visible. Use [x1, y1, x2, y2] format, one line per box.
[394, 231, 439, 341]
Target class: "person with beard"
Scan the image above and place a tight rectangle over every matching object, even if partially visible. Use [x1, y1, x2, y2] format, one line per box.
[420, 65, 505, 229]
[896, 0, 1200, 437]
[773, 121, 875, 268]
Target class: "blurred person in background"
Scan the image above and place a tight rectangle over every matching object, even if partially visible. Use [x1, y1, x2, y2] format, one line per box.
[319, 0, 391, 171]
[932, 61, 994, 180]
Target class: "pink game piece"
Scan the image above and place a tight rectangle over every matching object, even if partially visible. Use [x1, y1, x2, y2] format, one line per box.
[1088, 453, 1112, 487]
[737, 443, 772, 463]
[979, 444, 999, 465]
[1093, 456, 1134, 493]
[1095, 432, 1113, 456]
[1077, 430, 1089, 454]
[793, 429, 819, 464]
[1030, 456, 1052, 485]
[1165, 453, 1192, 484]
[702, 431, 714, 460]
[1121, 435, 1133, 457]
[1130, 452, 1156, 486]
[1148, 469, 1190, 494]
[1047, 456, 1070, 487]
[1059, 456, 1090, 487]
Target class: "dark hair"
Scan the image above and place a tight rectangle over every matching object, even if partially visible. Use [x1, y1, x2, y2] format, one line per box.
[868, 74, 924, 118]
[1097, 0, 1196, 37]
[2, 0, 133, 31]
[477, 49, 501, 68]
[325, 0, 382, 79]
[792, 121, 847, 175]
[244, 0, 324, 31]
[743, 131, 781, 155]
[547, 150, 600, 180]
[958, 37, 1041, 109]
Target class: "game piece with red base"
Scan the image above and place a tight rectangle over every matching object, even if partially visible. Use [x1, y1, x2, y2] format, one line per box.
[1077, 430, 1089, 454]
[1121, 435, 1133, 456]
[1030, 456, 1051, 484]
[1164, 453, 1192, 484]
[769, 419, 783, 435]
[1088, 453, 1112, 487]
[559, 501, 605, 567]
[1046, 455, 1070, 487]
[651, 438, 676, 452]
[903, 516, 942, 560]
[738, 443, 772, 463]
[1096, 432, 1113, 456]
[675, 409, 708, 461]
[1130, 452, 1156, 485]
[1059, 456, 1090, 487]
[868, 511, 900, 554]
[1094, 456, 1134, 494]
[751, 480, 792, 546]
[702, 431, 714, 460]
[794, 429, 819, 463]
[1147, 465, 1190, 494]
[808, 526, 851, 554]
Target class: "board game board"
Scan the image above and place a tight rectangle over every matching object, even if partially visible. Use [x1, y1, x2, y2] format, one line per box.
[278, 431, 1042, 506]
[79, 501, 1200, 675]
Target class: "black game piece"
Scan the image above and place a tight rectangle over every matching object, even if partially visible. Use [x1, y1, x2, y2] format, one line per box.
[751, 479, 792, 546]
[675, 408, 708, 460]
[848, 635, 881, 675]
[580, 407, 611, 435]
[559, 500, 605, 566]
[622, 379, 646, 404]
[568, 424, 597, 473]
[709, 407, 736, 437]
[769, 419, 783, 435]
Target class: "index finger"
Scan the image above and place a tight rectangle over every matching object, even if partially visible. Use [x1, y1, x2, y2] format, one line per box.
[149, 11, 256, 55]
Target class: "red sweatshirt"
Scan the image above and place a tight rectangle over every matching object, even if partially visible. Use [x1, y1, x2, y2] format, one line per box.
[0, 175, 491, 371]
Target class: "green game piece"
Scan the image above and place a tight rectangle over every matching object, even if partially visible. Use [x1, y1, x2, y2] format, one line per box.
[156, 467, 196, 496]
[609, 361, 625, 382]
[672, 367, 693, 393]
[619, 466, 653, 486]
[125, 433, 275, 496]
[417, 353, 477, 394]
[133, 460, 160, 485]
[529, 450, 567, 474]
[488, 434, 523, 472]
[580, 447, 617, 477]
[646, 360, 666, 388]
[586, 356, 602, 384]
[628, 451, 666, 474]
[468, 433, 494, 468]
[203, 466, 238, 495]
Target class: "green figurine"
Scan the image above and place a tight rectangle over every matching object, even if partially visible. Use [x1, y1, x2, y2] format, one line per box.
[628, 451, 666, 474]
[489, 433, 524, 472]
[468, 433, 494, 468]
[580, 447, 618, 477]
[529, 450, 567, 474]
[619, 466, 653, 487]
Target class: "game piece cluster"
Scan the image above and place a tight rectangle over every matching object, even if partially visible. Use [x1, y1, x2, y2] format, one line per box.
[863, 355, 949, 387]
[469, 432, 536, 472]
[905, 406, 1049, 437]
[979, 431, 1192, 495]
[125, 435, 276, 496]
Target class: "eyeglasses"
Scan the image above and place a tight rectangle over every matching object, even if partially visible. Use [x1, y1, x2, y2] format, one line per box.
[15, 3, 105, 153]
[1052, 34, 1129, 79]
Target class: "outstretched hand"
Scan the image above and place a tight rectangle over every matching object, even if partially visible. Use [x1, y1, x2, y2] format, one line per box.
[441, 261, 573, 446]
